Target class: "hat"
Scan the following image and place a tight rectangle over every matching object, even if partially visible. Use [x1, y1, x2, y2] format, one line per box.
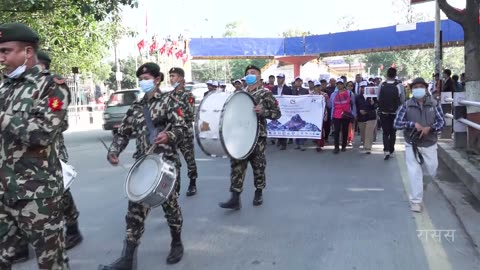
[206, 79, 213, 85]
[37, 50, 51, 64]
[211, 81, 219, 87]
[294, 76, 303, 81]
[245, 64, 261, 75]
[0, 23, 39, 44]
[136, 62, 161, 78]
[313, 80, 321, 87]
[336, 78, 344, 84]
[241, 77, 246, 81]
[276, 73, 285, 78]
[410, 77, 429, 88]
[306, 77, 313, 82]
[233, 79, 242, 84]
[220, 82, 226, 86]
[169, 67, 185, 77]
[359, 81, 368, 87]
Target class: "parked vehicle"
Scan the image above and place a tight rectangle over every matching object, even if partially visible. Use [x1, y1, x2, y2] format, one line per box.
[103, 89, 143, 135]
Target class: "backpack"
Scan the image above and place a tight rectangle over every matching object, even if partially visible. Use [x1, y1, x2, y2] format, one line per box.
[378, 80, 400, 113]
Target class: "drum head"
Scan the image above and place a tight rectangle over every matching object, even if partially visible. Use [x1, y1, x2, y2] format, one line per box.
[220, 92, 258, 159]
[127, 156, 161, 201]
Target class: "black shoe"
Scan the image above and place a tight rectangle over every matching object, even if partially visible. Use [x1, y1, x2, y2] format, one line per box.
[12, 245, 29, 264]
[384, 152, 390, 160]
[65, 223, 83, 250]
[166, 231, 184, 264]
[253, 189, 263, 206]
[333, 149, 340, 154]
[186, 184, 197, 197]
[341, 147, 346, 152]
[98, 240, 138, 270]
[219, 192, 241, 210]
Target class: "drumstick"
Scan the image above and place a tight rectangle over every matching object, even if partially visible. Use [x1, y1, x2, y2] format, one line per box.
[98, 137, 129, 172]
[146, 123, 172, 155]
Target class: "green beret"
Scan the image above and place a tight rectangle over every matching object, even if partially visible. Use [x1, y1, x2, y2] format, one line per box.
[37, 50, 51, 64]
[245, 64, 261, 76]
[169, 67, 185, 77]
[136, 62, 161, 78]
[0, 23, 39, 44]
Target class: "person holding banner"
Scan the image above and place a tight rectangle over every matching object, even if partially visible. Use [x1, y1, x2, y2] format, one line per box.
[313, 80, 329, 152]
[355, 81, 378, 154]
[271, 73, 292, 150]
[329, 79, 356, 154]
[219, 65, 281, 210]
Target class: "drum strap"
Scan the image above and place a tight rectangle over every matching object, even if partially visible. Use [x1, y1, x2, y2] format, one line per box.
[143, 104, 158, 144]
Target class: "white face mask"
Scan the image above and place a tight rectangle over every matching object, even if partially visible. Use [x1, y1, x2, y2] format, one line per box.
[6, 50, 28, 79]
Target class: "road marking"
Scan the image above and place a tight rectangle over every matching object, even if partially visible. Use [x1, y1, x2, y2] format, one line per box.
[347, 188, 384, 192]
[396, 148, 453, 270]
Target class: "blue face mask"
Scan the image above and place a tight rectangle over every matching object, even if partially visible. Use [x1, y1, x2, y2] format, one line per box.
[245, 74, 257, 86]
[139, 79, 155, 93]
[412, 88, 426, 99]
[172, 82, 180, 88]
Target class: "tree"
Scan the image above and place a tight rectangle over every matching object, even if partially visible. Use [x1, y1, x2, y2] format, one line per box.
[282, 29, 311, 37]
[223, 20, 249, 37]
[105, 56, 139, 90]
[437, 0, 480, 152]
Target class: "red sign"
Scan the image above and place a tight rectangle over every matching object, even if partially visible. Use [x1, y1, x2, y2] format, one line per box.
[410, 0, 433, 4]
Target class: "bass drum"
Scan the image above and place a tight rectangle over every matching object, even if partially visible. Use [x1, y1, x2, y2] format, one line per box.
[195, 91, 259, 160]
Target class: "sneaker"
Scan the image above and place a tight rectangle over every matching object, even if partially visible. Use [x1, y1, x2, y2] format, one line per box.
[347, 142, 353, 147]
[411, 203, 422, 213]
[384, 152, 390, 160]
[389, 152, 395, 158]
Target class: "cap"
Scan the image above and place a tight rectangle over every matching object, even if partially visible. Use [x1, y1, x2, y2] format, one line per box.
[0, 23, 39, 44]
[136, 62, 161, 78]
[336, 78, 344, 84]
[294, 76, 303, 81]
[206, 79, 213, 85]
[306, 77, 313, 82]
[313, 80, 321, 87]
[276, 73, 285, 78]
[359, 81, 368, 87]
[37, 50, 51, 64]
[169, 67, 185, 77]
[410, 77, 429, 88]
[211, 81, 219, 87]
[233, 79, 242, 84]
[220, 82, 226, 86]
[245, 64, 261, 75]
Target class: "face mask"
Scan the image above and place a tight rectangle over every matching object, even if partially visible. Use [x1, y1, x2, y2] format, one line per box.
[245, 74, 257, 86]
[172, 82, 180, 88]
[6, 50, 28, 79]
[139, 79, 155, 93]
[412, 88, 426, 99]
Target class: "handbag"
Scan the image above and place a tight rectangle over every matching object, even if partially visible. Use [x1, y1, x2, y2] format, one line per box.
[341, 111, 354, 120]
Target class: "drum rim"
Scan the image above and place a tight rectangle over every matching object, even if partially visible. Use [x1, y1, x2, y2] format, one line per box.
[125, 155, 163, 202]
[194, 90, 222, 158]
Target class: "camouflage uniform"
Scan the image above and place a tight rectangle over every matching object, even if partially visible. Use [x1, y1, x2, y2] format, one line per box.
[0, 65, 70, 269]
[170, 88, 198, 182]
[108, 90, 186, 243]
[230, 85, 281, 193]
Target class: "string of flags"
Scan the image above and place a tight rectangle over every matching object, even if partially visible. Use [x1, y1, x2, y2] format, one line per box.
[136, 34, 189, 64]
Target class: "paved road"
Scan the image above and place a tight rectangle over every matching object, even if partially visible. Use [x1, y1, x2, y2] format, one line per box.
[14, 130, 480, 270]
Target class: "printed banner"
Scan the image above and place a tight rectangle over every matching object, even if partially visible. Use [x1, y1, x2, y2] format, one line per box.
[267, 95, 325, 139]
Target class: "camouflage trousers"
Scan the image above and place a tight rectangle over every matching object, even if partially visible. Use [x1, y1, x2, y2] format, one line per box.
[179, 135, 198, 181]
[62, 189, 79, 227]
[230, 136, 267, 193]
[125, 170, 183, 244]
[0, 195, 69, 270]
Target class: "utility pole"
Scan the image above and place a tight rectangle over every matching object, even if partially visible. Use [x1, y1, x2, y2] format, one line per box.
[114, 42, 122, 91]
[434, 0, 442, 75]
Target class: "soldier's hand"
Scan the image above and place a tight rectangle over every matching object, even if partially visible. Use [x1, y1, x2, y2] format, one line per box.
[154, 132, 169, 145]
[254, 104, 264, 114]
[108, 153, 119, 166]
[414, 122, 423, 131]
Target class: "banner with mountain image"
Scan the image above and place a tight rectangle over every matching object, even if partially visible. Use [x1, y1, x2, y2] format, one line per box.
[267, 95, 326, 139]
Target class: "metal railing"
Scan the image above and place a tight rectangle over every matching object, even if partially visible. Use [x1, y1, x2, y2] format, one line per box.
[444, 97, 480, 131]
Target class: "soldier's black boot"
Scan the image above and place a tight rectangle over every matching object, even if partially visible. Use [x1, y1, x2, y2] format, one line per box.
[12, 244, 29, 263]
[98, 240, 138, 270]
[218, 191, 241, 210]
[186, 179, 197, 197]
[253, 189, 263, 206]
[166, 231, 184, 264]
[65, 222, 83, 250]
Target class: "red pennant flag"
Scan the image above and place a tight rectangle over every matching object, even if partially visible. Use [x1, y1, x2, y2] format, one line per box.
[149, 41, 158, 54]
[137, 39, 145, 51]
[159, 44, 166, 55]
[182, 54, 188, 64]
[167, 46, 174, 56]
[175, 50, 184, 59]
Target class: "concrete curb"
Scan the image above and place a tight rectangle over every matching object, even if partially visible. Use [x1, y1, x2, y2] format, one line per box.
[437, 141, 480, 201]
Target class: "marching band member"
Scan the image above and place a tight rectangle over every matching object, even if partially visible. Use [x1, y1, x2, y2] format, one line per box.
[169, 67, 198, 196]
[219, 65, 281, 210]
[99, 63, 186, 269]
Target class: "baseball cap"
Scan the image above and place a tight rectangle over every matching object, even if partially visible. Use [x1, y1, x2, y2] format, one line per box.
[359, 81, 368, 87]
[277, 73, 285, 78]
[336, 78, 344, 84]
[314, 80, 321, 87]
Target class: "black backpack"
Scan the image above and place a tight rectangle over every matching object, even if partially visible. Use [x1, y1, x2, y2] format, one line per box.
[378, 80, 401, 113]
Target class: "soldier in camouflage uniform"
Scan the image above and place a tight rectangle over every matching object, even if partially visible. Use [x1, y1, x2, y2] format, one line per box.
[168, 67, 198, 196]
[219, 65, 281, 210]
[0, 23, 70, 269]
[12, 50, 83, 264]
[99, 63, 186, 270]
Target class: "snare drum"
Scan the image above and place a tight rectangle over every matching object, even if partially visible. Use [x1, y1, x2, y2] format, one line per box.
[60, 160, 77, 190]
[195, 91, 259, 160]
[125, 154, 177, 208]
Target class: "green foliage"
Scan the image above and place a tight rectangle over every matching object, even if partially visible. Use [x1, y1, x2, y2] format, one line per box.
[105, 56, 139, 90]
[282, 29, 311, 37]
[0, 0, 137, 81]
